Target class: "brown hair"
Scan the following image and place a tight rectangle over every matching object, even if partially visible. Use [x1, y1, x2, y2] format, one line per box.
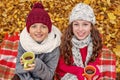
[60, 23, 102, 65]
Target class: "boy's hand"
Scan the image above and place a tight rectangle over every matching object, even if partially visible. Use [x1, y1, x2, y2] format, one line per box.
[20, 57, 24, 65]
[20, 57, 36, 71]
[23, 63, 35, 71]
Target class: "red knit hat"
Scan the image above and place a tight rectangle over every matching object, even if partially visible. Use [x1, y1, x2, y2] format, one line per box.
[26, 2, 52, 32]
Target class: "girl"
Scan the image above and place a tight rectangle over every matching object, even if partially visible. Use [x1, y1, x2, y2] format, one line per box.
[12, 2, 61, 80]
[55, 3, 116, 80]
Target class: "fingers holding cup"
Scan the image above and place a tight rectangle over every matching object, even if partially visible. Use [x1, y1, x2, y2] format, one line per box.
[21, 52, 35, 69]
[23, 63, 35, 71]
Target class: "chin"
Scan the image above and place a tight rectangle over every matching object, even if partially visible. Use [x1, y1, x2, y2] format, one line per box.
[34, 39, 42, 42]
[78, 37, 86, 40]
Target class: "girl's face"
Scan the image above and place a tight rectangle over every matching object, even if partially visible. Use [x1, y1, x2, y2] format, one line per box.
[72, 20, 92, 40]
[29, 23, 49, 42]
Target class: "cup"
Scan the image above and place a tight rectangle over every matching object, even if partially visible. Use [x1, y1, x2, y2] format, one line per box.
[21, 52, 35, 69]
[82, 65, 96, 80]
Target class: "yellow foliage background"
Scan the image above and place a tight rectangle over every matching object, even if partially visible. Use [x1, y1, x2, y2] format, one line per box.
[0, 0, 120, 72]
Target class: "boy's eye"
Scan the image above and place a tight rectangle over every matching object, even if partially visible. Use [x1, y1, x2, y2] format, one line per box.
[42, 25, 47, 28]
[31, 25, 36, 28]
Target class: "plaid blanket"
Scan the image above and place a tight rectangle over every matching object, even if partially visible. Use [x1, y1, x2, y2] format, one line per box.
[0, 32, 19, 80]
[98, 47, 116, 80]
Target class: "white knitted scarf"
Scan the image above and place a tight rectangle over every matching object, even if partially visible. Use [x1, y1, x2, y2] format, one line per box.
[72, 34, 93, 68]
[20, 25, 61, 54]
[61, 34, 93, 80]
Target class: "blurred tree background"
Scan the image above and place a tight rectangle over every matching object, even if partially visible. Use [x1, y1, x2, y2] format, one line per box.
[0, 0, 120, 79]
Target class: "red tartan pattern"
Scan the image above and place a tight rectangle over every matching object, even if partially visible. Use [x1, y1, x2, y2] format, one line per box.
[0, 49, 17, 57]
[0, 60, 16, 68]
[98, 48, 116, 80]
[0, 41, 18, 51]
[0, 32, 19, 80]
[0, 65, 15, 80]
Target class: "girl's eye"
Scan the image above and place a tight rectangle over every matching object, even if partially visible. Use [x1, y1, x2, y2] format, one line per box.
[83, 23, 89, 26]
[73, 23, 79, 26]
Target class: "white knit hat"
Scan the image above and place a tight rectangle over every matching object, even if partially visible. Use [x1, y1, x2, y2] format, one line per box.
[69, 3, 96, 25]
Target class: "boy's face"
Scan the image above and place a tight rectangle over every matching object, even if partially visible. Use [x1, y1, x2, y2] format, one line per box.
[29, 23, 49, 42]
[72, 20, 91, 40]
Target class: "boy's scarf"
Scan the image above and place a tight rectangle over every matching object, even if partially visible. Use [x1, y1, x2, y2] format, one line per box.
[20, 25, 61, 54]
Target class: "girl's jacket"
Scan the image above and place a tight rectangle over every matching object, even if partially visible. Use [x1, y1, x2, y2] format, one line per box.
[56, 46, 116, 80]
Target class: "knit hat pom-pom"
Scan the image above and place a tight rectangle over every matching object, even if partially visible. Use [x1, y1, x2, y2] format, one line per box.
[32, 2, 44, 9]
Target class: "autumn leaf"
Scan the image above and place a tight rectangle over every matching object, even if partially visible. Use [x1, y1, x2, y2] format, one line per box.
[107, 13, 116, 20]
[113, 45, 120, 57]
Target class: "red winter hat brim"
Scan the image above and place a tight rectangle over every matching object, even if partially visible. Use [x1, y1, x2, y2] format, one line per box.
[26, 3, 52, 32]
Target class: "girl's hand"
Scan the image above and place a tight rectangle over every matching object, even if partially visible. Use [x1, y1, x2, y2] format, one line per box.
[93, 75, 99, 80]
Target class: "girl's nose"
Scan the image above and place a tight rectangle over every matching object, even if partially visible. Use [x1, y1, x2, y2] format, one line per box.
[78, 25, 83, 31]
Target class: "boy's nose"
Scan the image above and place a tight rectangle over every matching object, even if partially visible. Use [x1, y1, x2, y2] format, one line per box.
[36, 27, 41, 32]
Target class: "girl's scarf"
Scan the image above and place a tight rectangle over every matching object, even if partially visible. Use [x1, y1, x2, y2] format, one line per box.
[61, 35, 93, 80]
[61, 34, 93, 80]
[71, 34, 93, 68]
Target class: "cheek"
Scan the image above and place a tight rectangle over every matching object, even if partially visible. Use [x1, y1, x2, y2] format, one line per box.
[42, 30, 49, 37]
[29, 31, 34, 37]
[29, 28, 35, 33]
[85, 29, 91, 35]
[72, 29, 76, 35]
[72, 27, 78, 32]
[87, 29, 91, 33]
[45, 33, 49, 38]
[85, 26, 91, 32]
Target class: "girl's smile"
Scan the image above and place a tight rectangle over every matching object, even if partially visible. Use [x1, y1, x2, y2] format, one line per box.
[72, 20, 91, 40]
